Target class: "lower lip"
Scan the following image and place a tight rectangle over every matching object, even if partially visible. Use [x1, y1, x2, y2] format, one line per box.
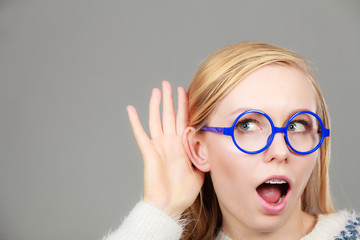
[256, 189, 291, 214]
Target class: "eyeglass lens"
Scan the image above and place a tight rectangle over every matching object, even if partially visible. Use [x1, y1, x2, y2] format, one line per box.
[233, 112, 322, 153]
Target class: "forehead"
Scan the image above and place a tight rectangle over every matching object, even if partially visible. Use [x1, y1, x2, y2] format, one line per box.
[212, 64, 317, 122]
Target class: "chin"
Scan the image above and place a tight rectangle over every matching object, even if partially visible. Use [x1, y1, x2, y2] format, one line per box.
[221, 200, 293, 237]
[250, 213, 289, 233]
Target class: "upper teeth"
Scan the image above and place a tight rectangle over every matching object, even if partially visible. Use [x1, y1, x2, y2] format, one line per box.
[265, 179, 287, 184]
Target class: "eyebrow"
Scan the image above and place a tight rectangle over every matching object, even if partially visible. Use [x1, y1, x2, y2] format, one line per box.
[229, 107, 251, 117]
[223, 107, 251, 125]
[286, 108, 317, 118]
[227, 107, 316, 124]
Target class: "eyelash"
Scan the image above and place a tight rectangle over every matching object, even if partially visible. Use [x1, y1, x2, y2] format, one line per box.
[289, 119, 313, 130]
[235, 119, 314, 129]
[235, 118, 260, 128]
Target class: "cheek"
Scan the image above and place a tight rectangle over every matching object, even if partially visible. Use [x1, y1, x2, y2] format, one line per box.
[205, 134, 247, 179]
[204, 134, 255, 202]
[292, 152, 319, 196]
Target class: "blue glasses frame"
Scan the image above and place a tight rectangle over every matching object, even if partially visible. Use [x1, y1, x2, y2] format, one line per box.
[201, 109, 330, 155]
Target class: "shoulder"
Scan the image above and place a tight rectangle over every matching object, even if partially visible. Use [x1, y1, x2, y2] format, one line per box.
[302, 210, 360, 240]
[333, 210, 360, 240]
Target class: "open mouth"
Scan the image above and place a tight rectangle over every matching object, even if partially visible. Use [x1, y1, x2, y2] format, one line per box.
[256, 178, 290, 205]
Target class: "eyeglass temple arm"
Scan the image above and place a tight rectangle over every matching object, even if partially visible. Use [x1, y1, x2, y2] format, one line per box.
[201, 127, 233, 136]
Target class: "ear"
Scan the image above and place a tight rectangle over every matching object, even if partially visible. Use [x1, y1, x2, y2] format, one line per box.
[183, 127, 210, 172]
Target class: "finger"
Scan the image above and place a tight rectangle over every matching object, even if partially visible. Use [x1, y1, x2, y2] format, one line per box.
[176, 86, 189, 136]
[149, 88, 162, 139]
[162, 81, 176, 134]
[127, 105, 150, 152]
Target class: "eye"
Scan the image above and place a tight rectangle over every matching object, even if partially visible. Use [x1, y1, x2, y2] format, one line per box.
[288, 121, 308, 132]
[236, 120, 259, 131]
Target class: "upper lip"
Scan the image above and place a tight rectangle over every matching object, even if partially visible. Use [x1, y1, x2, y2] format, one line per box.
[257, 175, 292, 189]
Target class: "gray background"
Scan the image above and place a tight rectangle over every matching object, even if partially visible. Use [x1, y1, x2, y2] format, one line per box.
[0, 1, 359, 240]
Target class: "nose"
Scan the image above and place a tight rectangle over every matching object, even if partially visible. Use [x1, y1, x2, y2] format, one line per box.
[264, 132, 289, 163]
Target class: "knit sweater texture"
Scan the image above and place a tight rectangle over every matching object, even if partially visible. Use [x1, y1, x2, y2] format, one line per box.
[103, 202, 360, 240]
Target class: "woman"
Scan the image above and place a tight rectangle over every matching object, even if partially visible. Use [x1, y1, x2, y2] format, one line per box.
[104, 42, 359, 239]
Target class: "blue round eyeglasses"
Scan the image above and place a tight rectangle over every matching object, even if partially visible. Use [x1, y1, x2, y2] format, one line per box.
[201, 109, 330, 155]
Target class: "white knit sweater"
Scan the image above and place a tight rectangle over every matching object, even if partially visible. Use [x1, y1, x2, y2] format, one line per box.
[103, 202, 360, 240]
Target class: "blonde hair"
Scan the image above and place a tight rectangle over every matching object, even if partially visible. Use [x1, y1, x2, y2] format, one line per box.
[181, 42, 335, 239]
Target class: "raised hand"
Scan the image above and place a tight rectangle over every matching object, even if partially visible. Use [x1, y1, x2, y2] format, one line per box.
[126, 81, 204, 217]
